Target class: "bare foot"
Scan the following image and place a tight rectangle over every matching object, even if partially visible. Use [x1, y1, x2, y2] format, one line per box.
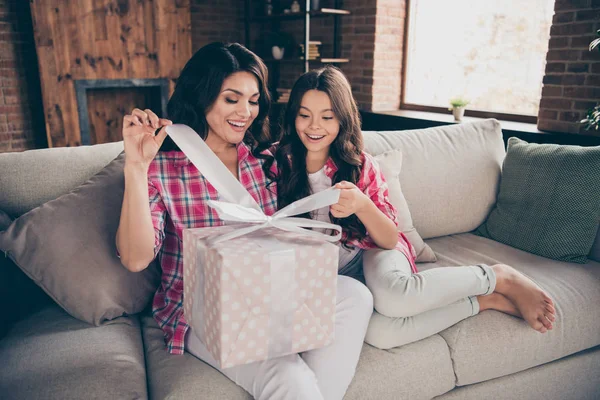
[492, 264, 556, 333]
[478, 293, 521, 318]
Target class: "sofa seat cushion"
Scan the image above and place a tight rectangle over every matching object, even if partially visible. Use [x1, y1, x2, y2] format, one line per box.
[435, 346, 600, 400]
[0, 304, 147, 400]
[142, 314, 455, 399]
[422, 233, 600, 386]
[141, 314, 252, 400]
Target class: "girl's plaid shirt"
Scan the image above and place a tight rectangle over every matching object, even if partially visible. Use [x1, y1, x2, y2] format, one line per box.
[147, 142, 277, 354]
[323, 152, 418, 273]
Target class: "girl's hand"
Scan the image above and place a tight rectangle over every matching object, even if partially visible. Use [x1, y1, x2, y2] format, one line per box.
[122, 108, 172, 167]
[330, 181, 371, 218]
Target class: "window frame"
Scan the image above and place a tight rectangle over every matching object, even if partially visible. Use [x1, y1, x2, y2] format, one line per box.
[400, 0, 539, 124]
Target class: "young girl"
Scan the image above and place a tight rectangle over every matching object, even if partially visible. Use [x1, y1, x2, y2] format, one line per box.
[272, 66, 556, 350]
[117, 44, 372, 400]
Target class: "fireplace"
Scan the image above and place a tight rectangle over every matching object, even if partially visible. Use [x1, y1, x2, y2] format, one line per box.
[74, 79, 169, 145]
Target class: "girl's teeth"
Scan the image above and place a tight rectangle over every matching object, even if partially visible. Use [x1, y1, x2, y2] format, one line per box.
[228, 121, 245, 127]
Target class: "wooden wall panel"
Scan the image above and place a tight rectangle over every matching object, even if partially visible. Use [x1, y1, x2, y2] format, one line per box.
[30, 0, 191, 147]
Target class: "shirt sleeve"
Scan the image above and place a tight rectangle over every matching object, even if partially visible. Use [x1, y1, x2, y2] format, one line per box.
[360, 153, 399, 228]
[148, 180, 167, 259]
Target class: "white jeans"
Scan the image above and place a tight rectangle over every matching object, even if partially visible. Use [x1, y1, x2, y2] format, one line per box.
[186, 275, 373, 400]
[361, 249, 496, 350]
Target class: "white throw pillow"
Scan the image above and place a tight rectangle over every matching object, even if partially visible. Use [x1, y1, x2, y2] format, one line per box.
[364, 120, 506, 239]
[374, 149, 437, 262]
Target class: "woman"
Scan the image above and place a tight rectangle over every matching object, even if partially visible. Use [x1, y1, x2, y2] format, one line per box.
[116, 42, 373, 400]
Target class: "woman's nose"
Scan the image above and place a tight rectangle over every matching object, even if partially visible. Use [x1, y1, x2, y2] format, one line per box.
[236, 102, 251, 118]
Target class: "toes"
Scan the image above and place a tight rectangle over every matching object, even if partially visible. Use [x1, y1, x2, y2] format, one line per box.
[540, 315, 553, 330]
[546, 312, 556, 322]
[545, 303, 556, 315]
[538, 326, 548, 333]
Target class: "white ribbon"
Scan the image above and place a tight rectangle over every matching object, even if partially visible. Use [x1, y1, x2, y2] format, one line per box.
[166, 124, 342, 244]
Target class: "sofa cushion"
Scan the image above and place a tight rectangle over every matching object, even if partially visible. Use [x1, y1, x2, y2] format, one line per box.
[0, 154, 160, 325]
[0, 210, 54, 340]
[477, 138, 600, 263]
[422, 233, 600, 386]
[435, 346, 600, 400]
[0, 209, 11, 231]
[362, 119, 505, 239]
[0, 304, 147, 400]
[0, 141, 123, 217]
[142, 314, 455, 400]
[373, 149, 436, 262]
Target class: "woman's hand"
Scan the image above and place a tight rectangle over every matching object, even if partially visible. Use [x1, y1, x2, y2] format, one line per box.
[330, 181, 371, 219]
[122, 108, 172, 167]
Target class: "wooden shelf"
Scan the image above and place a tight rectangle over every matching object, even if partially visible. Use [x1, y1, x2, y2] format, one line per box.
[251, 9, 351, 22]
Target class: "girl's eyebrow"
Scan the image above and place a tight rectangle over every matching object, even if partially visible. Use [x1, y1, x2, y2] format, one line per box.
[222, 89, 260, 96]
[299, 105, 333, 112]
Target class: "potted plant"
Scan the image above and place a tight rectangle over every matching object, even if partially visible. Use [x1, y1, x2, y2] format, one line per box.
[448, 97, 470, 122]
[580, 29, 600, 131]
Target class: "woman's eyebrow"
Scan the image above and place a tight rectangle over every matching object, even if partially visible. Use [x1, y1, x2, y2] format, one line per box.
[222, 89, 260, 96]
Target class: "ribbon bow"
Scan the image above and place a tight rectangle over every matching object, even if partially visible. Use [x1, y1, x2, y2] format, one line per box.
[166, 124, 342, 244]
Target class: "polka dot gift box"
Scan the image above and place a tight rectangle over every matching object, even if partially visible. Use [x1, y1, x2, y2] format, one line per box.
[183, 226, 339, 369]
[167, 124, 342, 369]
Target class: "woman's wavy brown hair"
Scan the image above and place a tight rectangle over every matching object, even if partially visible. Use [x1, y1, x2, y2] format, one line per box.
[268, 66, 365, 243]
[162, 42, 274, 179]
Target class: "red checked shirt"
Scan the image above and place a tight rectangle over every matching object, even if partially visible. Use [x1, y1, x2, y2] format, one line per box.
[323, 152, 418, 273]
[147, 142, 278, 355]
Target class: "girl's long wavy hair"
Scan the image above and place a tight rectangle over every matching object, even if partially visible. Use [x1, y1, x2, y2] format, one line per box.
[268, 66, 365, 243]
[162, 42, 274, 176]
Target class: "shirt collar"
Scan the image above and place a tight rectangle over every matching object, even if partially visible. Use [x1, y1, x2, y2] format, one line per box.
[324, 157, 338, 178]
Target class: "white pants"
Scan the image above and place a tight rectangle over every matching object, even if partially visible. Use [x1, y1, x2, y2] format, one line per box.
[361, 249, 496, 350]
[186, 275, 373, 400]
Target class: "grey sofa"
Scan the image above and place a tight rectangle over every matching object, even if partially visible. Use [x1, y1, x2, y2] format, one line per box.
[1, 120, 599, 399]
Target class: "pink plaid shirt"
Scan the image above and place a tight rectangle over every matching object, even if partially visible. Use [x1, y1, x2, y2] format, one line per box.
[324, 152, 418, 273]
[147, 142, 278, 354]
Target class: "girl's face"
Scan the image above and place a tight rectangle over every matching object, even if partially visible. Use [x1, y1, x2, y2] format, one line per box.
[205, 71, 260, 147]
[295, 89, 340, 158]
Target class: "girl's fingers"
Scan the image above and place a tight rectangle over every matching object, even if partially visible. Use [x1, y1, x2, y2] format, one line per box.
[145, 109, 160, 129]
[335, 181, 356, 190]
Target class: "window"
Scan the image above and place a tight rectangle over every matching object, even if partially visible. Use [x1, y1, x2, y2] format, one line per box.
[403, 0, 554, 121]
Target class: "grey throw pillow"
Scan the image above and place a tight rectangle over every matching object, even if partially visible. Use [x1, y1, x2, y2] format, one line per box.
[0, 154, 160, 325]
[1, 209, 54, 339]
[0, 209, 12, 231]
[477, 137, 600, 263]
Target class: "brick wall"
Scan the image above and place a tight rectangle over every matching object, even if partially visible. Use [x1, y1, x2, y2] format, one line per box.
[339, 0, 377, 108]
[538, 0, 600, 134]
[190, 0, 245, 52]
[0, 0, 45, 153]
[339, 0, 406, 111]
[371, 0, 405, 111]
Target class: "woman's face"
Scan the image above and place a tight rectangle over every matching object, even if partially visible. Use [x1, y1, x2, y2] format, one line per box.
[205, 71, 260, 146]
[295, 89, 340, 158]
